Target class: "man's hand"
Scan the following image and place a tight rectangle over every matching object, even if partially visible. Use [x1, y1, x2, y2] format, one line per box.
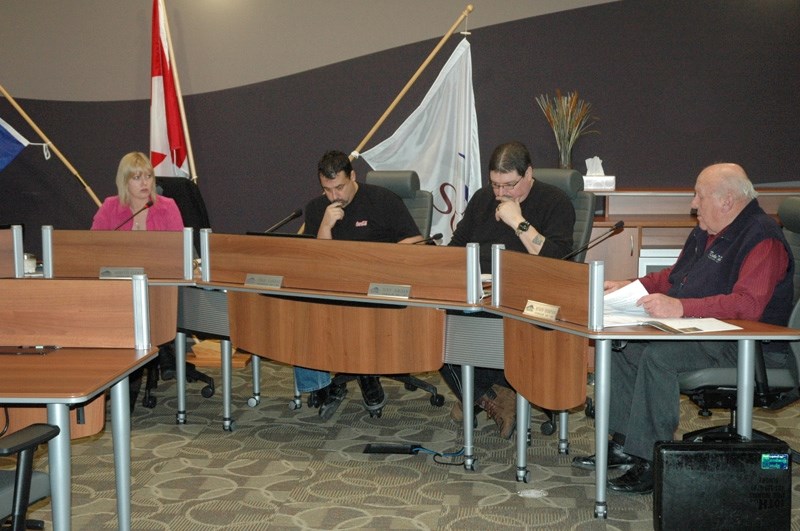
[495, 198, 524, 228]
[604, 279, 632, 294]
[637, 293, 684, 318]
[321, 201, 345, 230]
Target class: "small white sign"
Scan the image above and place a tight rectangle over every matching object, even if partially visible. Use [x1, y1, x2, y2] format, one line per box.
[523, 300, 560, 320]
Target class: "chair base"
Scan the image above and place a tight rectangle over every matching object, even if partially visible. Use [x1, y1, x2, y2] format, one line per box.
[330, 373, 444, 415]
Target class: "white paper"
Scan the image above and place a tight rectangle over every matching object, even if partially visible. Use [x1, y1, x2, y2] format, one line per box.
[604, 279, 649, 316]
[585, 156, 606, 176]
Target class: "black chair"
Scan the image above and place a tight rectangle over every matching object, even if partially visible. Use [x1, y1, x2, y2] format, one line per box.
[678, 196, 800, 460]
[0, 423, 60, 531]
[325, 171, 443, 417]
[137, 178, 216, 410]
[525, 168, 595, 451]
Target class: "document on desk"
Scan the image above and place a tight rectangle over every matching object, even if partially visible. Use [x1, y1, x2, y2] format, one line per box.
[603, 280, 742, 333]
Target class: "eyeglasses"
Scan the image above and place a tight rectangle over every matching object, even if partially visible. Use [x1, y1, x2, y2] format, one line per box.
[489, 176, 523, 191]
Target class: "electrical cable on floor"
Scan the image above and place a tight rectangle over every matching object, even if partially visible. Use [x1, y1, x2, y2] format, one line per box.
[363, 443, 466, 466]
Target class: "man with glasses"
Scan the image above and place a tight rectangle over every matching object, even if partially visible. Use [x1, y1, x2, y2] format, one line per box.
[296, 150, 423, 420]
[442, 141, 575, 438]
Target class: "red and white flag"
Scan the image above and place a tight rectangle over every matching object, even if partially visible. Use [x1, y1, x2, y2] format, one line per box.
[150, 0, 189, 177]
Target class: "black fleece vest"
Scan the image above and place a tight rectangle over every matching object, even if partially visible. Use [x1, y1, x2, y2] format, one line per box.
[667, 199, 794, 327]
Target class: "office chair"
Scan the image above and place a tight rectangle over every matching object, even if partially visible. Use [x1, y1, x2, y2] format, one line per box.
[678, 196, 800, 461]
[138, 177, 216, 410]
[326, 170, 443, 417]
[525, 168, 595, 451]
[0, 423, 60, 531]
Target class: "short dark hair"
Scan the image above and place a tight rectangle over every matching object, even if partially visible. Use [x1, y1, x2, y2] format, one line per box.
[488, 141, 532, 176]
[317, 150, 352, 180]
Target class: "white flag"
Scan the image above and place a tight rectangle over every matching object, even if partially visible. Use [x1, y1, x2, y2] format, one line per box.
[361, 38, 481, 241]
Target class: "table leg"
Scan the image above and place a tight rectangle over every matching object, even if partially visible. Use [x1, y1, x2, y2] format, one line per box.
[736, 339, 755, 439]
[110, 377, 132, 531]
[515, 393, 530, 482]
[46, 403, 71, 531]
[221, 338, 233, 431]
[461, 364, 476, 470]
[593, 338, 611, 519]
[175, 331, 187, 424]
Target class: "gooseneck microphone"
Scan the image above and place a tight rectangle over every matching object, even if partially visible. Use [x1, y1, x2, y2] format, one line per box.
[561, 220, 624, 261]
[114, 200, 154, 230]
[264, 208, 303, 233]
[414, 233, 444, 245]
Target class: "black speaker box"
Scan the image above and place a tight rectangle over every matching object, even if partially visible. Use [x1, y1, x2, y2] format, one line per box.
[654, 439, 791, 530]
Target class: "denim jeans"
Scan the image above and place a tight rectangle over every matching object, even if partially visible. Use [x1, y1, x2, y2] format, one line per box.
[294, 367, 331, 393]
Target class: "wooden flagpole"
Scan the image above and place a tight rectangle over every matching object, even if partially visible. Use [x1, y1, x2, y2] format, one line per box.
[0, 82, 102, 207]
[350, 4, 474, 160]
[160, 0, 198, 182]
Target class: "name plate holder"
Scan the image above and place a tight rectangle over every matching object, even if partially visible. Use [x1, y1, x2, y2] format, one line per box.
[367, 283, 411, 299]
[99, 267, 145, 279]
[523, 299, 560, 320]
[244, 273, 284, 289]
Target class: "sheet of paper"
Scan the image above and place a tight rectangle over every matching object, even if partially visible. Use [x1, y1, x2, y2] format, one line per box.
[604, 279, 649, 316]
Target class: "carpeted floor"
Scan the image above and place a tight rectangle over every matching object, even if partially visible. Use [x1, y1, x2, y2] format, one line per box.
[8, 357, 800, 530]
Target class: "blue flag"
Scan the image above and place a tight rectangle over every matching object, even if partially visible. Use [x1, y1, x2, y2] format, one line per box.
[0, 117, 30, 171]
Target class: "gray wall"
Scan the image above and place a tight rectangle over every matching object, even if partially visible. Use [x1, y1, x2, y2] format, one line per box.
[1, 0, 798, 253]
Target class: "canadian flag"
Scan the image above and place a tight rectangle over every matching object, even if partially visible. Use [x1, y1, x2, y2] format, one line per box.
[150, 0, 189, 177]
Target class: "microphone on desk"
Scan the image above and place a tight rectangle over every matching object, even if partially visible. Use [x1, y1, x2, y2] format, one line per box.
[414, 233, 443, 245]
[264, 208, 303, 233]
[114, 200, 153, 230]
[561, 220, 625, 261]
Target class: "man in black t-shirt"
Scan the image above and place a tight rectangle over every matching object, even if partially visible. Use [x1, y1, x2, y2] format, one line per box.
[297, 150, 422, 420]
[444, 141, 575, 439]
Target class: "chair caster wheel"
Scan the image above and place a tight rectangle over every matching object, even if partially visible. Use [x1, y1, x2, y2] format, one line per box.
[540, 421, 555, 436]
[584, 398, 595, 419]
[287, 399, 301, 410]
[247, 396, 260, 408]
[430, 394, 445, 407]
[516, 468, 530, 483]
[201, 385, 214, 398]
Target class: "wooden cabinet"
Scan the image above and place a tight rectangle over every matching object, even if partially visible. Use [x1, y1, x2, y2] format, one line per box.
[585, 226, 638, 279]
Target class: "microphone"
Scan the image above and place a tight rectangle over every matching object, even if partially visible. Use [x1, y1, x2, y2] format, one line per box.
[114, 200, 153, 230]
[562, 220, 624, 261]
[414, 233, 443, 245]
[264, 208, 303, 233]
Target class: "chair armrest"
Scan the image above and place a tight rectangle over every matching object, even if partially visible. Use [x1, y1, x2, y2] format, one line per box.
[0, 424, 60, 456]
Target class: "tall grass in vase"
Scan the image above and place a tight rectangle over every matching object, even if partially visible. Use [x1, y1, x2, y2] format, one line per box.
[535, 90, 597, 169]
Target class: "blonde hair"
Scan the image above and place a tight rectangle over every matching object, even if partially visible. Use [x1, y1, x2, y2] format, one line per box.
[116, 151, 157, 206]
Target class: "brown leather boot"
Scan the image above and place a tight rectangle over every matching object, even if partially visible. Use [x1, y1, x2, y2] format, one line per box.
[477, 386, 516, 439]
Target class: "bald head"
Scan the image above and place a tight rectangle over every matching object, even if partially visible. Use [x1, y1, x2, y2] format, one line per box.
[690, 163, 757, 234]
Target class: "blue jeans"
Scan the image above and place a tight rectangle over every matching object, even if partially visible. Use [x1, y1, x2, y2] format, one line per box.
[294, 367, 331, 393]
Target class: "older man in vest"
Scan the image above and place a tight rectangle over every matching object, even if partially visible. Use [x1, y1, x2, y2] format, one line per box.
[572, 163, 794, 494]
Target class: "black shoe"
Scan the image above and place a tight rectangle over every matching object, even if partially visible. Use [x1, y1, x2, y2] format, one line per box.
[318, 382, 347, 421]
[357, 375, 386, 411]
[571, 441, 638, 470]
[608, 459, 654, 494]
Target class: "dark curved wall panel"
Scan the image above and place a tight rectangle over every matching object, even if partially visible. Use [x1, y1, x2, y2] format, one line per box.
[2, 0, 798, 253]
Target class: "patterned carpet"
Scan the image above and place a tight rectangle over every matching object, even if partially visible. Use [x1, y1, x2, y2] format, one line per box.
[9, 357, 800, 530]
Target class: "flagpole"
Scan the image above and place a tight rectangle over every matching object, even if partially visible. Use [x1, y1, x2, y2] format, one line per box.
[351, 4, 474, 161]
[160, 0, 198, 182]
[0, 83, 102, 207]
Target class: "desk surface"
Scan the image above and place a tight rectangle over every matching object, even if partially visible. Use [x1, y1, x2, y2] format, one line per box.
[0, 347, 158, 404]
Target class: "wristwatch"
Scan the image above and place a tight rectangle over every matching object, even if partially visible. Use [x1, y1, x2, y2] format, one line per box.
[515, 220, 531, 236]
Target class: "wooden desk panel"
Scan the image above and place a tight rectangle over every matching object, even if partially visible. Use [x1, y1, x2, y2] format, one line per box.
[228, 291, 445, 374]
[0, 228, 14, 278]
[209, 234, 469, 303]
[50, 230, 186, 279]
[503, 318, 587, 410]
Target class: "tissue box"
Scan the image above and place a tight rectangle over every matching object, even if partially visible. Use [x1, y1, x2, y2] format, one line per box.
[583, 175, 616, 191]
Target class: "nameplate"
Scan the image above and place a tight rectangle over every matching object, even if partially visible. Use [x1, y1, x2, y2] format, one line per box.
[99, 267, 145, 279]
[367, 283, 411, 299]
[523, 300, 560, 320]
[244, 274, 283, 289]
